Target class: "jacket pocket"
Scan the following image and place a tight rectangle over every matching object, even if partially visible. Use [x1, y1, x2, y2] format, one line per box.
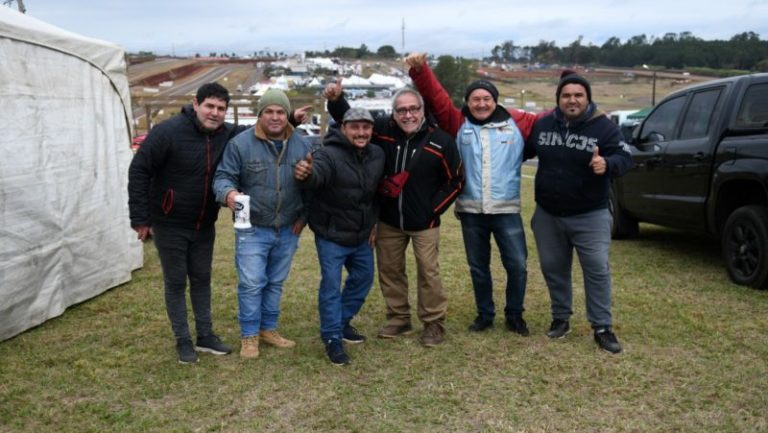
[244, 161, 269, 187]
[161, 188, 175, 215]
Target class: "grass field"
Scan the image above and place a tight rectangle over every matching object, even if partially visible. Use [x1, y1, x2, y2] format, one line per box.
[1, 166, 767, 432]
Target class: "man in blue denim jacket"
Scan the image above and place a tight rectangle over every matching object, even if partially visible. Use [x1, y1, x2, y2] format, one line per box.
[213, 89, 313, 359]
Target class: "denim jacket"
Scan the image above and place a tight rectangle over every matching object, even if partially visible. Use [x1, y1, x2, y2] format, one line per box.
[213, 124, 312, 228]
[456, 117, 525, 214]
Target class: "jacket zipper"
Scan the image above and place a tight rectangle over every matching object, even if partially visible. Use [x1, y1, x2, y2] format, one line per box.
[274, 140, 283, 227]
[195, 136, 212, 231]
[398, 137, 411, 229]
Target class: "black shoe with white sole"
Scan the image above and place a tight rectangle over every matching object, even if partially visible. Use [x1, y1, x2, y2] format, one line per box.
[546, 319, 571, 339]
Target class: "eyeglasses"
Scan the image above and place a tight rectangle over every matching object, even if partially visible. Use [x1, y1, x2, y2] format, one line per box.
[394, 105, 422, 116]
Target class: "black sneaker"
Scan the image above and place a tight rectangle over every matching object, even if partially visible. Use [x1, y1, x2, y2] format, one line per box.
[505, 315, 530, 336]
[176, 339, 199, 364]
[594, 327, 622, 354]
[342, 325, 366, 344]
[195, 334, 232, 355]
[546, 319, 571, 339]
[324, 339, 350, 366]
[467, 316, 494, 332]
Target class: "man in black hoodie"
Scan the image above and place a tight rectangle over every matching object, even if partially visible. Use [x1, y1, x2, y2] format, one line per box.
[525, 70, 633, 354]
[128, 83, 243, 364]
[294, 107, 385, 365]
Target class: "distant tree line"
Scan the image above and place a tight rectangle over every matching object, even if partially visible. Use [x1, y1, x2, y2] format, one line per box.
[305, 44, 399, 59]
[490, 32, 768, 71]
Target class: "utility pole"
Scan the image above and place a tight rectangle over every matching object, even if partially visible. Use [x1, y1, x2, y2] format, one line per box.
[401, 18, 406, 75]
[401, 18, 405, 55]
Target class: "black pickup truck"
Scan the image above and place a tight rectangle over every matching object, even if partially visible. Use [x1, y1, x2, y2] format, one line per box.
[610, 73, 768, 289]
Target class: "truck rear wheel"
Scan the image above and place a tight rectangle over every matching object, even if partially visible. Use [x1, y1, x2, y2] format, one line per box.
[609, 186, 639, 239]
[722, 205, 768, 290]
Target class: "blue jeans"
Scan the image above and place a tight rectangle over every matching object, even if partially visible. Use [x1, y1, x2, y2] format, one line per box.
[235, 225, 299, 338]
[315, 236, 374, 341]
[459, 212, 528, 321]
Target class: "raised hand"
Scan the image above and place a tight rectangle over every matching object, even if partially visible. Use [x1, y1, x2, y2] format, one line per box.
[405, 52, 428, 72]
[323, 78, 343, 102]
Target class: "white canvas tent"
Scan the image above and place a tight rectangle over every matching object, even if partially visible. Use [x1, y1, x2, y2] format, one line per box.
[0, 8, 143, 341]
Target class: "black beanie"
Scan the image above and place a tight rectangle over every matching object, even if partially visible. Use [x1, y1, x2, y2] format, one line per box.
[465, 80, 499, 103]
[556, 69, 592, 102]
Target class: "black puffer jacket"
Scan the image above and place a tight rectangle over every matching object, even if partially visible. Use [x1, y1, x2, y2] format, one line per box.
[299, 127, 385, 246]
[128, 105, 245, 229]
[328, 96, 464, 231]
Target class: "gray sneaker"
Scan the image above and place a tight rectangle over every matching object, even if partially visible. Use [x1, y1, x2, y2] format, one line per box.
[176, 339, 199, 364]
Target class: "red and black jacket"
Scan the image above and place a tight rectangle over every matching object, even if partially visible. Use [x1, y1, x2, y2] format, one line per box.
[128, 105, 245, 230]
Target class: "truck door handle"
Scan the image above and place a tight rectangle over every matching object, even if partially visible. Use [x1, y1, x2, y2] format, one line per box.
[693, 152, 705, 161]
[647, 156, 662, 165]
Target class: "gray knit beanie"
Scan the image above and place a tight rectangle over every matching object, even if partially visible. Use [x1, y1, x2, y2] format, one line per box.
[257, 88, 291, 116]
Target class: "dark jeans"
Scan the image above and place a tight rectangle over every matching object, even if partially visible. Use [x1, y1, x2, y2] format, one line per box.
[153, 224, 216, 341]
[459, 212, 528, 321]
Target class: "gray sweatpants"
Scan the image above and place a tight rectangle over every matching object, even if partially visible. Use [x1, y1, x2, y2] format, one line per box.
[531, 206, 614, 328]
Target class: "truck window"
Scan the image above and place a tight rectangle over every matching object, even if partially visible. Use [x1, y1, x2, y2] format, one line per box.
[680, 89, 722, 139]
[640, 96, 685, 143]
[734, 83, 768, 128]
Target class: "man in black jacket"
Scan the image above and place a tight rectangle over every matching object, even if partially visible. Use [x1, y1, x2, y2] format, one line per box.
[128, 83, 243, 364]
[294, 107, 385, 365]
[325, 83, 463, 347]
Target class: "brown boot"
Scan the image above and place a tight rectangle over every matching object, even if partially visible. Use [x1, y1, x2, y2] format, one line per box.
[240, 336, 259, 359]
[377, 322, 414, 339]
[259, 330, 296, 348]
[420, 321, 445, 347]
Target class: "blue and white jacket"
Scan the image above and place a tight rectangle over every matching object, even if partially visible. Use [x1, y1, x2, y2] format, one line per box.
[455, 107, 526, 214]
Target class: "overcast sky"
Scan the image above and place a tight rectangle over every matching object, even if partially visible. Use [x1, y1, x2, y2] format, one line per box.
[13, 0, 768, 57]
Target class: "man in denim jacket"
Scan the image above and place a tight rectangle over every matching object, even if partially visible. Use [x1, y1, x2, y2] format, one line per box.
[213, 89, 313, 359]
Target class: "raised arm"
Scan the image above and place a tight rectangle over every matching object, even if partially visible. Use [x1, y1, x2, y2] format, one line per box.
[508, 108, 550, 141]
[406, 53, 465, 137]
[323, 79, 351, 124]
